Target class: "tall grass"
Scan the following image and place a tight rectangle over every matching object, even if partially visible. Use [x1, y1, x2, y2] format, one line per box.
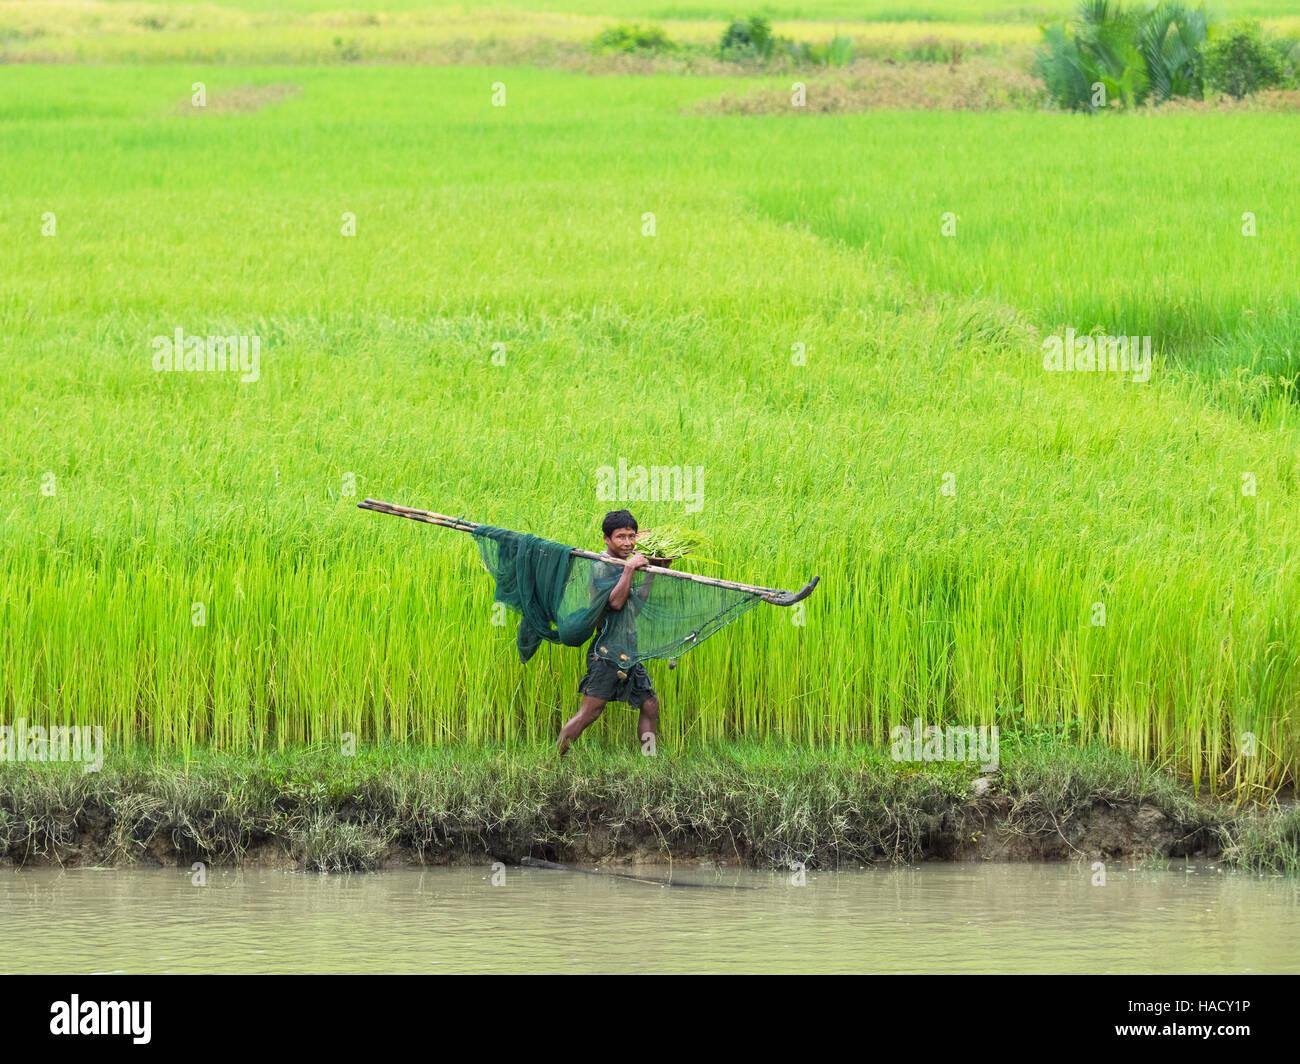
[739, 111, 1300, 354]
[1, 66, 1297, 796]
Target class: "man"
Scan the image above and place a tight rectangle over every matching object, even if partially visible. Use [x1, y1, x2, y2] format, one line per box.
[556, 509, 664, 755]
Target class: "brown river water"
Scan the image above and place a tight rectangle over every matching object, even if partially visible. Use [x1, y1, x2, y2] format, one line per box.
[2, 863, 1296, 974]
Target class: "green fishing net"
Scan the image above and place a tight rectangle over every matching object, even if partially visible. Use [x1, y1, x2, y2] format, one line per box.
[469, 525, 764, 668]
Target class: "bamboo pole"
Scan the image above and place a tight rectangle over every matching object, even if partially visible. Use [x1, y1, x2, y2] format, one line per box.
[357, 498, 819, 606]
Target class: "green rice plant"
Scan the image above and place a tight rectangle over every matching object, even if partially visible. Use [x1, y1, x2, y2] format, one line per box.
[0, 66, 1297, 799]
[739, 110, 1300, 351]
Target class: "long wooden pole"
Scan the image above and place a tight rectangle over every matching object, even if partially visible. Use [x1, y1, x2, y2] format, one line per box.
[357, 498, 819, 606]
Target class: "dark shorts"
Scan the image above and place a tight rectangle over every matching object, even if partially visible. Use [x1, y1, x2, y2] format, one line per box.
[577, 642, 656, 709]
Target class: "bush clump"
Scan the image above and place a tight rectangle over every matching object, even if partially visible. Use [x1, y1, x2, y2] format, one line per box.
[719, 15, 774, 61]
[720, 15, 856, 68]
[785, 34, 855, 67]
[1037, 1, 1300, 111]
[1035, 0, 1208, 112]
[591, 22, 678, 56]
[1204, 20, 1284, 98]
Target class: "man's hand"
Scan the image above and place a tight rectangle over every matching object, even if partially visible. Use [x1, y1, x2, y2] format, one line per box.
[609, 552, 647, 611]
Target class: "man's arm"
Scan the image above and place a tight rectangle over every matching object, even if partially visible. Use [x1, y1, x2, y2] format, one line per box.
[635, 557, 669, 602]
[607, 553, 649, 611]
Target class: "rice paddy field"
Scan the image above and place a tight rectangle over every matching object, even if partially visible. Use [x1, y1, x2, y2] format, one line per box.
[2, 0, 1300, 805]
[3, 2, 1299, 64]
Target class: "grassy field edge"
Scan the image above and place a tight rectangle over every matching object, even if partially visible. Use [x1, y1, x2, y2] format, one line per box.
[2, 742, 1296, 874]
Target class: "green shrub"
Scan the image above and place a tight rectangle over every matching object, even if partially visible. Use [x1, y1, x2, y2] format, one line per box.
[1274, 37, 1300, 89]
[784, 39, 813, 64]
[1204, 21, 1285, 98]
[782, 33, 854, 67]
[332, 36, 362, 62]
[719, 16, 774, 61]
[1035, 4, 1148, 112]
[899, 35, 966, 63]
[828, 34, 854, 67]
[592, 22, 678, 56]
[1138, 1, 1207, 101]
[1035, 0, 1209, 111]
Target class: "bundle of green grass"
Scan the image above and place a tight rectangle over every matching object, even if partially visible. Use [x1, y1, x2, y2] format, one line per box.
[634, 526, 716, 565]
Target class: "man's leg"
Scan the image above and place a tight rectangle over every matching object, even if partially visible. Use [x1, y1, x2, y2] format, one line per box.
[637, 696, 659, 752]
[557, 695, 607, 755]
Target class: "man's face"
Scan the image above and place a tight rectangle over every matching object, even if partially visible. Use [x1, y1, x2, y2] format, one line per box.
[604, 526, 638, 558]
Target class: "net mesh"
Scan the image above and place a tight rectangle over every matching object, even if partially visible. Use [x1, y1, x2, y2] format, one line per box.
[470, 525, 764, 668]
